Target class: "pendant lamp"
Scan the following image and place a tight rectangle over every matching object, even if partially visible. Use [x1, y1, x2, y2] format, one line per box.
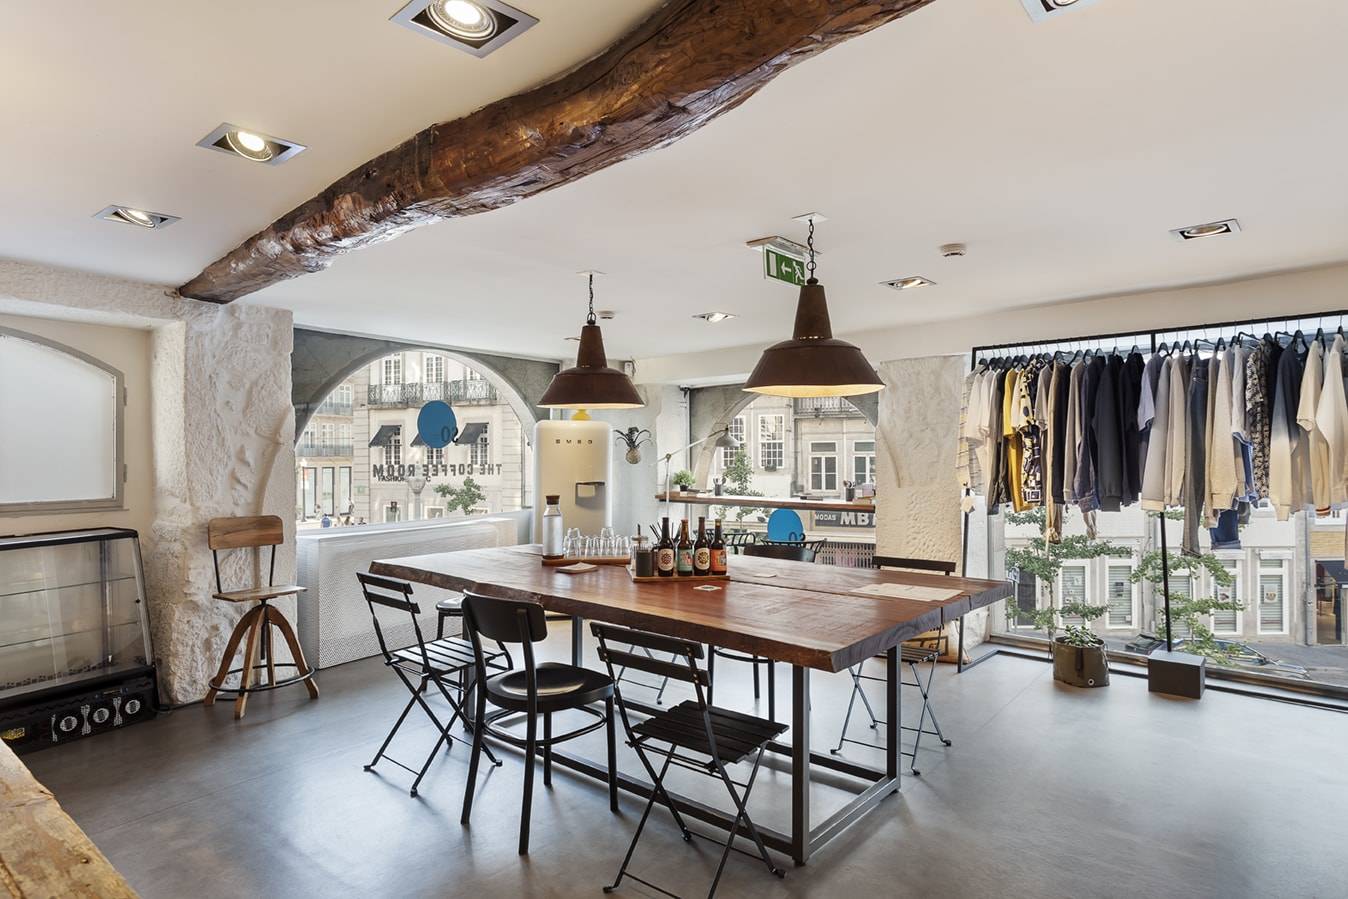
[540, 273, 645, 411]
[744, 218, 884, 398]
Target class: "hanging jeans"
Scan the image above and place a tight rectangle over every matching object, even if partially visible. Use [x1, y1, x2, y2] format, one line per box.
[1182, 360, 1209, 556]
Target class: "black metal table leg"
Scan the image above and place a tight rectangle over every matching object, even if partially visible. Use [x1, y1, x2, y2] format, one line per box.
[885, 645, 900, 783]
[572, 615, 583, 666]
[791, 665, 811, 866]
[956, 615, 966, 674]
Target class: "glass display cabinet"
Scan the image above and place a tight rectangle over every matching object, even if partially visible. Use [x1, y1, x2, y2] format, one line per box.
[0, 528, 157, 753]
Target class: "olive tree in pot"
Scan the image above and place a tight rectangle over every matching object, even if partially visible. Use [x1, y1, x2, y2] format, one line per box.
[1004, 507, 1128, 688]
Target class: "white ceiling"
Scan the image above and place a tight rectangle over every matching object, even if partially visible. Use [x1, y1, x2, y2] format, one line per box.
[8, 0, 1348, 367]
[0, 0, 663, 284]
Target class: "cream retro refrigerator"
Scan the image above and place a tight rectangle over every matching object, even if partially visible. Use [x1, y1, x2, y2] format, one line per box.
[532, 418, 612, 540]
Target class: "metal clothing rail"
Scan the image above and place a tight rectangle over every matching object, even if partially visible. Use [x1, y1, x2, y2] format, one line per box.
[963, 306, 1348, 654]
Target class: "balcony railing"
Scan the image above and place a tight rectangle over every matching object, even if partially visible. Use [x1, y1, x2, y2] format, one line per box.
[368, 380, 498, 408]
[794, 396, 863, 417]
[297, 441, 353, 458]
[313, 398, 353, 417]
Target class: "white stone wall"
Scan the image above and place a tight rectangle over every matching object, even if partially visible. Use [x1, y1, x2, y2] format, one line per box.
[874, 355, 989, 649]
[0, 261, 295, 703]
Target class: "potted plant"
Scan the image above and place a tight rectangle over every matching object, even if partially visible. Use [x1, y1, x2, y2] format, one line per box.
[1052, 621, 1110, 688]
[1004, 507, 1128, 688]
[671, 469, 697, 493]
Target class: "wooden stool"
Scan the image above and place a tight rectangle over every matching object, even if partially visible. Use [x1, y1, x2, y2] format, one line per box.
[203, 516, 319, 719]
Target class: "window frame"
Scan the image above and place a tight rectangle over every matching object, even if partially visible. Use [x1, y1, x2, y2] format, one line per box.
[1105, 561, 1138, 630]
[1210, 556, 1244, 636]
[852, 439, 876, 485]
[0, 326, 126, 514]
[1257, 556, 1289, 636]
[469, 423, 490, 468]
[383, 355, 402, 386]
[1057, 562, 1090, 628]
[423, 353, 444, 383]
[758, 414, 784, 470]
[809, 441, 839, 492]
[721, 415, 746, 469]
[384, 428, 402, 469]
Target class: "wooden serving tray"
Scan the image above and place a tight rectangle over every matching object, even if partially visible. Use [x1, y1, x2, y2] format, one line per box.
[541, 556, 629, 567]
[626, 567, 730, 583]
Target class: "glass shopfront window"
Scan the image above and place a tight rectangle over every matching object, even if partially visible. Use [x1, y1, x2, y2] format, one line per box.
[296, 350, 532, 530]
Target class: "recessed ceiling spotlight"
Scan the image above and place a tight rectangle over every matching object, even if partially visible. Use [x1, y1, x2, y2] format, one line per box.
[94, 205, 180, 230]
[1020, 0, 1102, 22]
[693, 312, 737, 323]
[882, 276, 935, 291]
[392, 0, 537, 57]
[197, 123, 306, 166]
[1171, 218, 1241, 241]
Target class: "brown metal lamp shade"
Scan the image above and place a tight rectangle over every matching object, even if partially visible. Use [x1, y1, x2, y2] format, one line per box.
[540, 321, 645, 409]
[744, 278, 884, 398]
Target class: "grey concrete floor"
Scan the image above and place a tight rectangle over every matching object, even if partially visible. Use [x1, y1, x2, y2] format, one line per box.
[22, 632, 1348, 899]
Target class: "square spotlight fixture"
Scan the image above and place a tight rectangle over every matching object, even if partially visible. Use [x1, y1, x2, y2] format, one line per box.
[391, 0, 537, 57]
[881, 276, 935, 291]
[1020, 0, 1105, 23]
[693, 312, 737, 323]
[93, 205, 180, 230]
[1171, 218, 1241, 241]
[196, 124, 306, 166]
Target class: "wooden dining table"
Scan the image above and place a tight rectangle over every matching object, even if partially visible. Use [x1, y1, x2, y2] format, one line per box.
[370, 545, 1011, 866]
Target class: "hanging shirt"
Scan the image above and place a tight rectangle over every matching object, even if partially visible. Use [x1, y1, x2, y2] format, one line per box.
[1245, 343, 1271, 499]
[1206, 349, 1240, 516]
[1121, 351, 1145, 503]
[1270, 344, 1310, 519]
[1062, 360, 1084, 504]
[1182, 355, 1209, 555]
[984, 369, 1006, 510]
[1015, 363, 1043, 507]
[957, 368, 984, 507]
[1315, 334, 1348, 507]
[1050, 361, 1071, 505]
[1093, 354, 1125, 512]
[1073, 357, 1104, 512]
[1165, 353, 1190, 506]
[1003, 368, 1024, 510]
[1140, 357, 1172, 511]
[1297, 339, 1331, 510]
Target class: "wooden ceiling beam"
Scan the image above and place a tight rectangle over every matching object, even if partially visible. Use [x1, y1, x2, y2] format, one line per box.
[179, 0, 936, 303]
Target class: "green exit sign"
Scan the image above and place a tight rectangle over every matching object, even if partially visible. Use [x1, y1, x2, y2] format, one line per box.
[763, 247, 807, 286]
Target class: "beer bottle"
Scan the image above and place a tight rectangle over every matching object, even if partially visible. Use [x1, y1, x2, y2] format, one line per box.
[710, 518, 728, 576]
[693, 516, 711, 576]
[676, 519, 694, 576]
[656, 517, 676, 577]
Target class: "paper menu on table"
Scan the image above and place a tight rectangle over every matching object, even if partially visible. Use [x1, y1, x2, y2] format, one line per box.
[851, 583, 963, 602]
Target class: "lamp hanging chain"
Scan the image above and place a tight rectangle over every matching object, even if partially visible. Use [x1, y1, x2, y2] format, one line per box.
[806, 218, 817, 280]
[586, 272, 597, 325]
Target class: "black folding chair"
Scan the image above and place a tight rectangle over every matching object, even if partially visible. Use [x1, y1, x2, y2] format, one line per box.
[357, 572, 506, 797]
[831, 556, 955, 774]
[459, 593, 618, 855]
[707, 541, 818, 721]
[592, 622, 786, 898]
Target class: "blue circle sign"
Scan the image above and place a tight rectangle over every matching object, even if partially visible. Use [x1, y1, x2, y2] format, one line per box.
[766, 508, 805, 543]
[417, 401, 458, 449]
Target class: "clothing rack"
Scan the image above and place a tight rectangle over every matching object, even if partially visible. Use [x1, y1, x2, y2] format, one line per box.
[964, 307, 1348, 653]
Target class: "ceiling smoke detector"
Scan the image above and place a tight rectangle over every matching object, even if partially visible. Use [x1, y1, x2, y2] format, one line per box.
[596, 310, 616, 320]
[940, 243, 967, 258]
[1171, 218, 1241, 241]
[392, 0, 537, 57]
[1020, 0, 1104, 22]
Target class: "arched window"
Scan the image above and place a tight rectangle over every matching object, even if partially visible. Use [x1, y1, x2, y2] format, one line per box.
[295, 350, 532, 527]
[0, 327, 124, 513]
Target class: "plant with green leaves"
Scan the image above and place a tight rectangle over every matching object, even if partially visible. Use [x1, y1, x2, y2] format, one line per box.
[1003, 506, 1130, 644]
[433, 476, 486, 516]
[714, 450, 764, 523]
[1131, 549, 1244, 666]
[671, 469, 696, 490]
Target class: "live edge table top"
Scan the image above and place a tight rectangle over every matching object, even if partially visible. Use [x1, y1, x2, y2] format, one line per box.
[371, 546, 1011, 674]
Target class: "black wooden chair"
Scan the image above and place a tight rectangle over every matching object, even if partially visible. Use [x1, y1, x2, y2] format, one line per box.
[706, 542, 818, 721]
[459, 593, 618, 855]
[830, 556, 956, 774]
[435, 591, 515, 670]
[592, 622, 786, 898]
[723, 531, 757, 554]
[357, 572, 507, 797]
